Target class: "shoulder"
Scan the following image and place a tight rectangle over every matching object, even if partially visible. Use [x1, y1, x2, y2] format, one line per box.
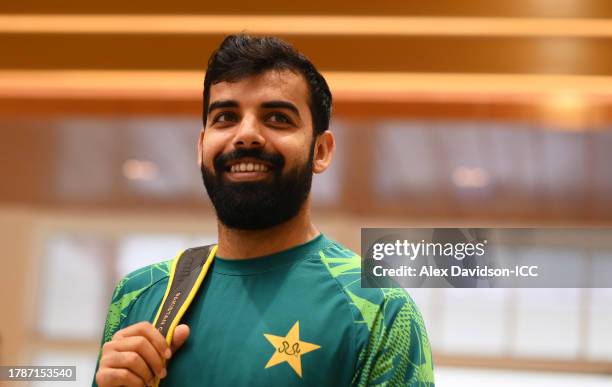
[317, 238, 434, 385]
[317, 237, 418, 331]
[112, 260, 173, 301]
[101, 259, 173, 343]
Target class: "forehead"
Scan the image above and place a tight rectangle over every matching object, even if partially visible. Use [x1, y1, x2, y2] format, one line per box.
[208, 69, 310, 108]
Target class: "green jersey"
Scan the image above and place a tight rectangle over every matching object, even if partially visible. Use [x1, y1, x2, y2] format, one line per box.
[93, 234, 435, 386]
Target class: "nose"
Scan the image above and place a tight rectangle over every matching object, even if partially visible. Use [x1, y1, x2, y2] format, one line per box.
[233, 115, 265, 149]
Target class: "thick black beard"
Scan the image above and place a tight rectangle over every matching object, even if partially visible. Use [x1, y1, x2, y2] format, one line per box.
[201, 147, 314, 230]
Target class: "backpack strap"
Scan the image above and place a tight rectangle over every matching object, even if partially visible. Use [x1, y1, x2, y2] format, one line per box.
[150, 244, 217, 386]
[153, 244, 217, 342]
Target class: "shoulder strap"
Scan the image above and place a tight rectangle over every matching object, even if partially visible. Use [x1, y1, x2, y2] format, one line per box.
[153, 244, 217, 341]
[151, 244, 217, 386]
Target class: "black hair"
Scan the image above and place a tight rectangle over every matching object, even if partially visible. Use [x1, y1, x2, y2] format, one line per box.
[203, 34, 332, 136]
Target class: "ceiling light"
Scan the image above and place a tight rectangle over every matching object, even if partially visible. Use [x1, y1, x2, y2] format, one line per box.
[452, 166, 490, 189]
[122, 159, 159, 181]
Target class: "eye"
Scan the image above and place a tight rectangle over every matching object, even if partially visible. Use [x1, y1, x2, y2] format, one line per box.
[212, 111, 239, 124]
[266, 113, 292, 125]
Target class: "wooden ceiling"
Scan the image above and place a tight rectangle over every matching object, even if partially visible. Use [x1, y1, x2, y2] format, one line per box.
[3, 1, 612, 17]
[2, 32, 612, 75]
[1, 1, 611, 221]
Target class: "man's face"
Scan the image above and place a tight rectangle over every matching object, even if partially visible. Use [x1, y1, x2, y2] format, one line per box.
[199, 69, 316, 230]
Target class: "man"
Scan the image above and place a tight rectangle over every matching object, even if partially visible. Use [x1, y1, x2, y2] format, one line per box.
[93, 34, 435, 387]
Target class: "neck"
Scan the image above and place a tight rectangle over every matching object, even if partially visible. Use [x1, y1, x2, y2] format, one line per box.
[215, 200, 319, 259]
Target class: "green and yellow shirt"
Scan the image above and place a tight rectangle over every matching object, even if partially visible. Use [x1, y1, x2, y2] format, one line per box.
[93, 234, 435, 386]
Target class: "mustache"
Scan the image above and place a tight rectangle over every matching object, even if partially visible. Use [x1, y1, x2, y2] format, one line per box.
[213, 148, 285, 173]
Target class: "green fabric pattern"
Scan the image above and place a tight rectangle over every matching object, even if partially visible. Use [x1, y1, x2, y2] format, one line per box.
[100, 260, 172, 344]
[345, 290, 379, 331]
[319, 243, 435, 387]
[355, 288, 434, 387]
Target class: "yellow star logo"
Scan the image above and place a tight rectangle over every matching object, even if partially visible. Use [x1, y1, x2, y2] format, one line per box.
[263, 321, 321, 377]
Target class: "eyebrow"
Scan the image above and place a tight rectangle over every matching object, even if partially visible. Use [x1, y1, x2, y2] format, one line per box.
[207, 99, 301, 118]
[208, 100, 239, 114]
[260, 100, 301, 117]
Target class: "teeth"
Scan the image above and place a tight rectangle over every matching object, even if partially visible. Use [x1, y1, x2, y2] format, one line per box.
[230, 163, 269, 173]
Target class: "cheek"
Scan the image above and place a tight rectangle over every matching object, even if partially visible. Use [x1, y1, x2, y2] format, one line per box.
[274, 135, 312, 169]
[201, 132, 226, 167]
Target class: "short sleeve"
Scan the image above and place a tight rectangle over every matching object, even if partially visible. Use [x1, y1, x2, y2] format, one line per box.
[92, 275, 141, 386]
[91, 260, 172, 387]
[352, 288, 435, 387]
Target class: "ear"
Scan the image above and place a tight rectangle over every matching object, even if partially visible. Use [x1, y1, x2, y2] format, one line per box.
[312, 131, 335, 174]
[197, 127, 205, 166]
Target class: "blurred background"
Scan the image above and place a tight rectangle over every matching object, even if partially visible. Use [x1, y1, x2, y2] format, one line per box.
[1, 1, 612, 386]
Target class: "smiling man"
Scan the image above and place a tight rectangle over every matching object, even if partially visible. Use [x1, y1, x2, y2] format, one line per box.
[93, 34, 434, 387]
